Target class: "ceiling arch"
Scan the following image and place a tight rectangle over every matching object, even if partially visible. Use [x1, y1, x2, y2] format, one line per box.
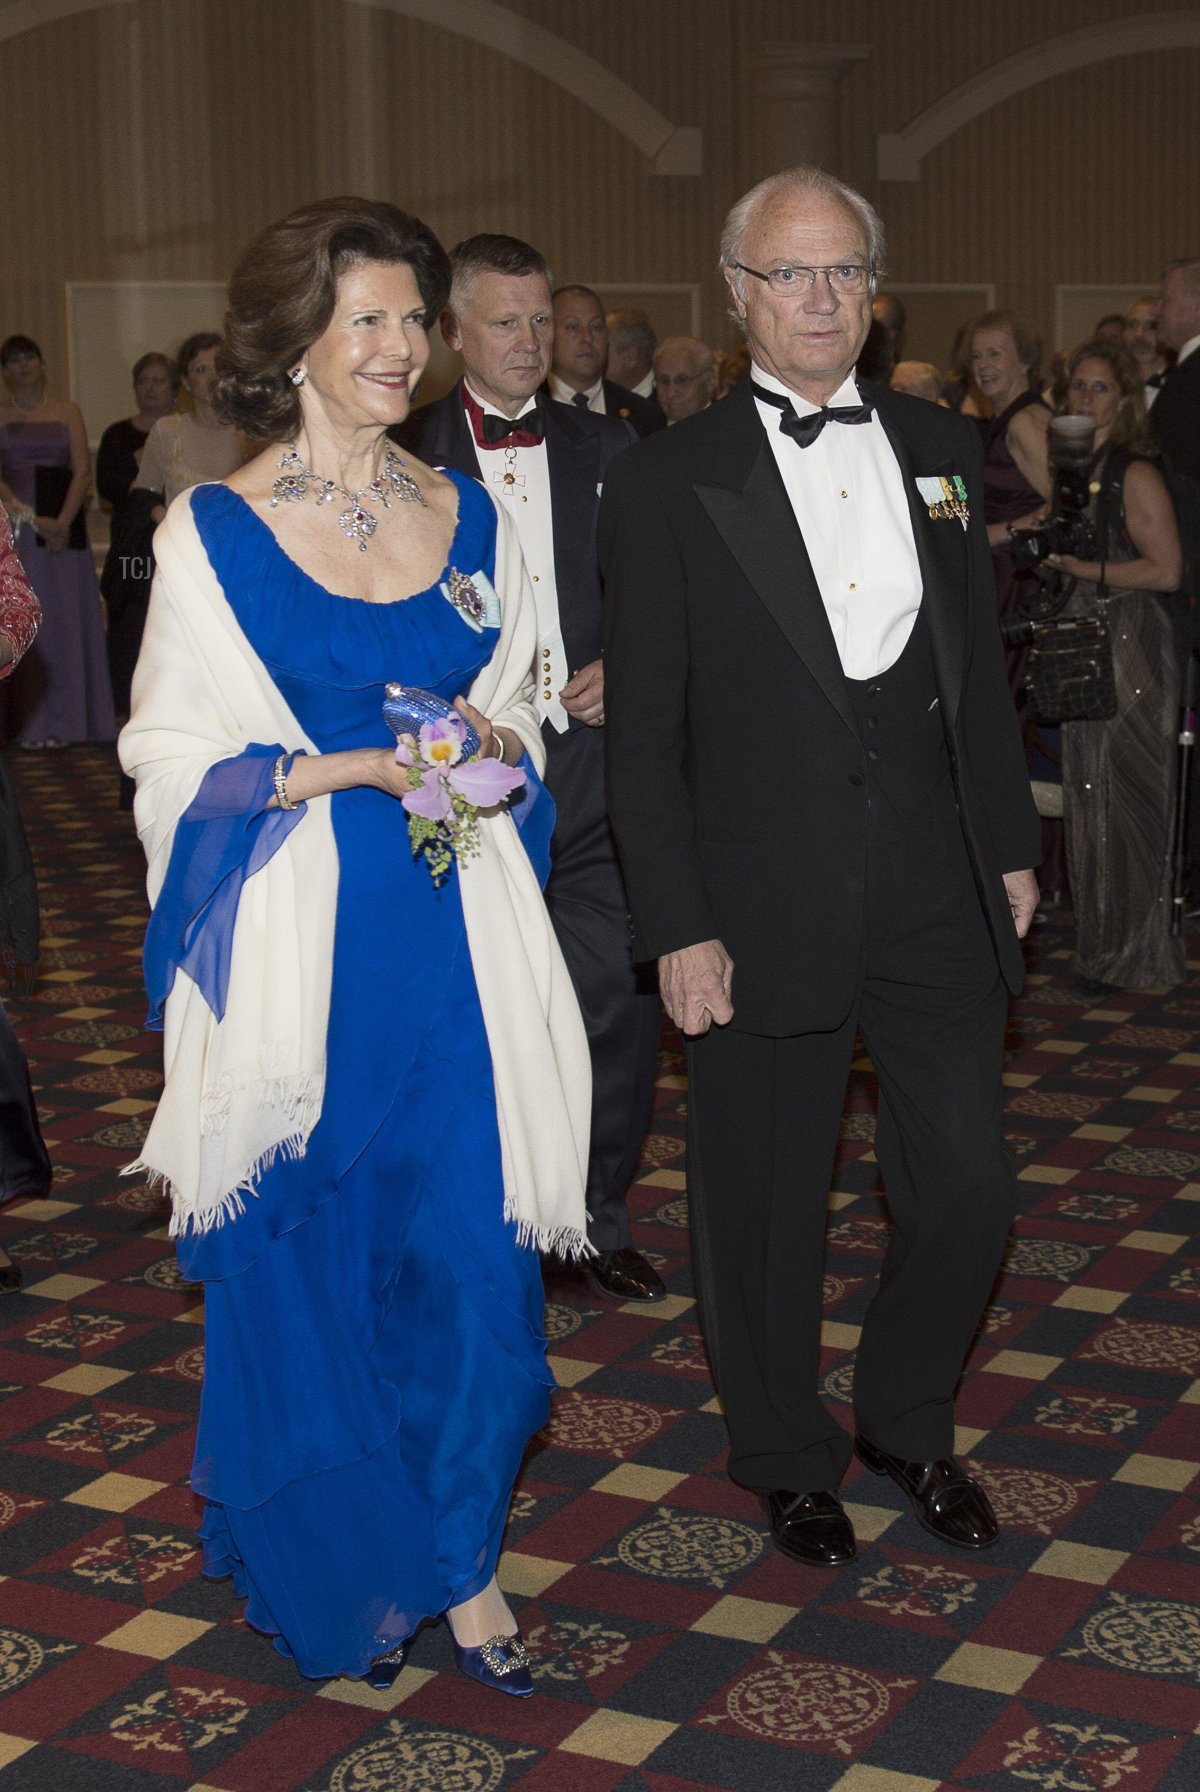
[347, 0, 700, 174]
[878, 10, 1200, 180]
[0, 0, 700, 175]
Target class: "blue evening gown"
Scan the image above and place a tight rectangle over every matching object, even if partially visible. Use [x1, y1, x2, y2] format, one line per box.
[148, 474, 554, 1680]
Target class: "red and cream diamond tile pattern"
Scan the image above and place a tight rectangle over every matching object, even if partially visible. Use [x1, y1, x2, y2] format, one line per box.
[0, 747, 1196, 1791]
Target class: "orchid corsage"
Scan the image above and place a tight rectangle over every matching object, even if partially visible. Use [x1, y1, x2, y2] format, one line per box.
[396, 714, 526, 886]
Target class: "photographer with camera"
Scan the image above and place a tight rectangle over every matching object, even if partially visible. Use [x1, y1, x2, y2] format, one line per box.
[1016, 340, 1183, 993]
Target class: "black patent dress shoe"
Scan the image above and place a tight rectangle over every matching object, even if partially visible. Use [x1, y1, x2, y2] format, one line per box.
[762, 1488, 857, 1567]
[585, 1246, 666, 1303]
[855, 1435, 999, 1549]
[0, 1258, 21, 1293]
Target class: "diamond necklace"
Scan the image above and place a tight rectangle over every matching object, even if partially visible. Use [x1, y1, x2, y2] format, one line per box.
[269, 442, 426, 552]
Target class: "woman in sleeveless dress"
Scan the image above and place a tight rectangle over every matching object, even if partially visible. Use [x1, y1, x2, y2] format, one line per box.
[120, 199, 589, 1692]
[0, 336, 116, 746]
[1046, 340, 1185, 991]
[970, 311, 1053, 690]
[971, 311, 1065, 891]
[133, 332, 246, 515]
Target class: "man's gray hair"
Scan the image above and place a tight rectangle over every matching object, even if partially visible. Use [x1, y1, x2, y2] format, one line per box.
[1163, 258, 1200, 297]
[607, 309, 657, 365]
[448, 234, 553, 319]
[653, 335, 716, 376]
[719, 167, 886, 321]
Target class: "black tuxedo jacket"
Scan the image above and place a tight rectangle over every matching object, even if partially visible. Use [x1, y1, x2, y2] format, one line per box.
[1151, 349, 1200, 485]
[398, 383, 632, 686]
[599, 378, 1041, 1036]
[602, 379, 665, 437]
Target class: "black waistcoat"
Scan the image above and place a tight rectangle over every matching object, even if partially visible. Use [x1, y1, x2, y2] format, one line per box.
[843, 605, 950, 814]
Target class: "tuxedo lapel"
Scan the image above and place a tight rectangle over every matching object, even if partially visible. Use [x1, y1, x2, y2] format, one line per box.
[415, 384, 480, 485]
[871, 386, 968, 729]
[544, 403, 603, 621]
[694, 385, 857, 740]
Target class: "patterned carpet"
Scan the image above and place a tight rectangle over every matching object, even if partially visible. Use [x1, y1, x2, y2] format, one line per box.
[0, 745, 1197, 1792]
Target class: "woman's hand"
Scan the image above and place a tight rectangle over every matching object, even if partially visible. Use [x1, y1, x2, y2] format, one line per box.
[455, 697, 494, 761]
[1044, 552, 1088, 580]
[36, 516, 67, 553]
[454, 697, 521, 766]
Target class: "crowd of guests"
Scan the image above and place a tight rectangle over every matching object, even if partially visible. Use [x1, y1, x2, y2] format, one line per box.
[0, 180, 1197, 1699]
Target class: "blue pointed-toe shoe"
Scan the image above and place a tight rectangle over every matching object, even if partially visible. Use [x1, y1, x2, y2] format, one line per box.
[363, 1638, 409, 1689]
[452, 1630, 533, 1697]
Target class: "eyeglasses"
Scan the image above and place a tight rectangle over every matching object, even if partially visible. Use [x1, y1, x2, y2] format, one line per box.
[733, 262, 875, 297]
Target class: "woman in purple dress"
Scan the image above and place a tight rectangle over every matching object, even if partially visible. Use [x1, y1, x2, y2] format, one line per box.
[971, 311, 1053, 677]
[0, 336, 116, 747]
[971, 312, 1063, 891]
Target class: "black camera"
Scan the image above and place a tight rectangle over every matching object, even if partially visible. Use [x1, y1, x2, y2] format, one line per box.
[1008, 497, 1096, 575]
[1007, 414, 1100, 588]
[1017, 501, 1103, 569]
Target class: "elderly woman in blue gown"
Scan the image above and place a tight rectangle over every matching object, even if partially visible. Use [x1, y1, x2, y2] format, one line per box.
[120, 198, 589, 1694]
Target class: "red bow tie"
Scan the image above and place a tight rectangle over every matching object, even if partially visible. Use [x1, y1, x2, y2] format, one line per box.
[463, 388, 545, 450]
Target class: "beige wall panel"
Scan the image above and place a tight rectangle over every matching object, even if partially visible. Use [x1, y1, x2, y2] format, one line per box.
[1, 0, 1197, 435]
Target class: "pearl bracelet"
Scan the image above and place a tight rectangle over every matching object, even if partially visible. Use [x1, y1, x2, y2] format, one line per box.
[273, 752, 298, 811]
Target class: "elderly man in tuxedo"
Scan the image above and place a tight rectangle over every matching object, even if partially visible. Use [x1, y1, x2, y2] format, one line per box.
[653, 337, 717, 425]
[398, 234, 664, 1304]
[600, 167, 1040, 1566]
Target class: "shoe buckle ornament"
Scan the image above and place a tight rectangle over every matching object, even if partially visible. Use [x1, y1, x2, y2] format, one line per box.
[478, 1634, 529, 1676]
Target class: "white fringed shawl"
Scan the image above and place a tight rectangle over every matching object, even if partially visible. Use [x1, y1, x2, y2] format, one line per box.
[119, 485, 591, 1254]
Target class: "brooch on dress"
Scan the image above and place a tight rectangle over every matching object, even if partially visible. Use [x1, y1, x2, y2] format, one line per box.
[439, 567, 502, 632]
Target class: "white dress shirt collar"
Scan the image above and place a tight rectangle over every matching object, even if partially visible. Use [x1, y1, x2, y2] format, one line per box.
[750, 362, 862, 414]
[548, 373, 602, 408]
[1176, 334, 1200, 368]
[464, 379, 539, 426]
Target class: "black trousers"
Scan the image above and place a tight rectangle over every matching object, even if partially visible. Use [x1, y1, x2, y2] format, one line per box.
[0, 998, 50, 1205]
[686, 770, 1017, 1492]
[543, 725, 660, 1251]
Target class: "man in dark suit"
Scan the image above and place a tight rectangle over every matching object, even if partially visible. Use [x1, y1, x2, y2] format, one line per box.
[549, 285, 664, 437]
[1152, 259, 1200, 484]
[600, 167, 1040, 1566]
[401, 234, 664, 1303]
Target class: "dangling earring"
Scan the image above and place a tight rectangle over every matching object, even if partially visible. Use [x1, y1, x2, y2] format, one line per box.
[289, 366, 306, 387]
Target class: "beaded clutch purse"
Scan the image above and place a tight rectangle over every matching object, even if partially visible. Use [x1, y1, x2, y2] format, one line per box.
[382, 684, 481, 759]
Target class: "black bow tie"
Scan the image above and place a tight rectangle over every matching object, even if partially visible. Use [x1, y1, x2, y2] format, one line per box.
[752, 383, 875, 448]
[1146, 370, 1167, 390]
[482, 406, 546, 445]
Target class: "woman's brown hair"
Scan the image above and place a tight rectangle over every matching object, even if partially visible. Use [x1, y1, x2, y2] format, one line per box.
[215, 197, 451, 441]
[1062, 338, 1158, 457]
[972, 308, 1042, 386]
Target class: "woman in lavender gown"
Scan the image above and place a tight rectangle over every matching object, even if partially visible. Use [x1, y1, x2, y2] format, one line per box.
[0, 336, 115, 746]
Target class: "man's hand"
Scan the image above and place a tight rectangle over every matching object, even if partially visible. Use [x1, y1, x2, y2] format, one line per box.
[659, 939, 734, 1035]
[560, 659, 604, 725]
[1002, 868, 1040, 939]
